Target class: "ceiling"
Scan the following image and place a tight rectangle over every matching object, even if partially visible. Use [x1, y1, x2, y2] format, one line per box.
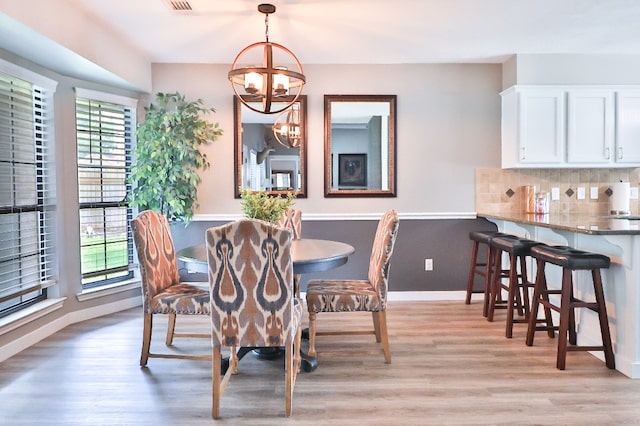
[65, 0, 640, 65]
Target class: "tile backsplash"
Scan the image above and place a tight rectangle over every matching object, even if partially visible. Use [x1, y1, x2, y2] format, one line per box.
[476, 168, 640, 215]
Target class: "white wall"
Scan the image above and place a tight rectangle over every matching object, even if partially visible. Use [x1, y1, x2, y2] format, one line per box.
[509, 54, 640, 86]
[151, 63, 503, 216]
[0, 1, 151, 92]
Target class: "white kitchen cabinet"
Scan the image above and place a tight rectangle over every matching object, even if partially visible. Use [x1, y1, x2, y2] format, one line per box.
[501, 87, 565, 168]
[615, 91, 640, 164]
[501, 85, 640, 168]
[566, 89, 614, 164]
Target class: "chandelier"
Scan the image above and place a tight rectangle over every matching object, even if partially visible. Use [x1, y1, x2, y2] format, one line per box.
[228, 3, 305, 115]
[272, 103, 301, 148]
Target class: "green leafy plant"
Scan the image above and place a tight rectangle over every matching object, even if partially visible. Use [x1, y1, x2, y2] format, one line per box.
[239, 188, 296, 223]
[128, 92, 223, 224]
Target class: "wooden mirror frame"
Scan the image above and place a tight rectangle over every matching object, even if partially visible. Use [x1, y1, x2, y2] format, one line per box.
[234, 95, 307, 198]
[324, 94, 397, 197]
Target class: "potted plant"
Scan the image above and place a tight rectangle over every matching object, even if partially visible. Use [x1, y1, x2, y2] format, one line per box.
[128, 92, 223, 224]
[239, 188, 296, 223]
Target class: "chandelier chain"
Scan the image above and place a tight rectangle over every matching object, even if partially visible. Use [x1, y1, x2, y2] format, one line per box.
[265, 13, 270, 42]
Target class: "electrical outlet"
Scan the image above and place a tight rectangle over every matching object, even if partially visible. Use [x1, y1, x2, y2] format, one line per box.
[631, 187, 639, 200]
[551, 187, 560, 201]
[424, 258, 433, 271]
[590, 187, 599, 200]
[577, 187, 586, 200]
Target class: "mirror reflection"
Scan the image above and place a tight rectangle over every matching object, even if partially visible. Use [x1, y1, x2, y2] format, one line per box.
[324, 95, 396, 197]
[234, 95, 307, 198]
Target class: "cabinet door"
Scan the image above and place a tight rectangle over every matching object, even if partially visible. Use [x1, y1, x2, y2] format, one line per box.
[615, 91, 640, 164]
[567, 90, 614, 164]
[518, 89, 565, 164]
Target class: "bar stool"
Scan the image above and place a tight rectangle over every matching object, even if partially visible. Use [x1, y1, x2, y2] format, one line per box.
[487, 235, 544, 338]
[465, 231, 512, 317]
[525, 245, 615, 370]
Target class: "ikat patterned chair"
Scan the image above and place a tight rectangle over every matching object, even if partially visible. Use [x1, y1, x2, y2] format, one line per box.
[306, 210, 399, 363]
[206, 219, 303, 418]
[277, 208, 302, 239]
[278, 208, 302, 296]
[131, 210, 210, 366]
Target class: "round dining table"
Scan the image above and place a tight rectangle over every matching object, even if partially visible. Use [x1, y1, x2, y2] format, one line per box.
[177, 238, 355, 275]
[176, 238, 355, 372]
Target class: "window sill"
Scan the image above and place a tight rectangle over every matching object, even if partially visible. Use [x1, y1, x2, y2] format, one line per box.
[76, 278, 141, 302]
[0, 298, 66, 336]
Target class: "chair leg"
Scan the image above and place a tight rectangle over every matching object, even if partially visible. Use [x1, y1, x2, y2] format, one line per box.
[140, 313, 152, 366]
[592, 269, 616, 369]
[526, 261, 546, 346]
[166, 313, 176, 345]
[285, 342, 293, 417]
[487, 247, 501, 322]
[506, 253, 518, 338]
[212, 346, 221, 419]
[568, 285, 578, 346]
[556, 269, 573, 370]
[308, 311, 317, 357]
[375, 310, 391, 363]
[519, 255, 531, 317]
[465, 241, 480, 304]
[482, 245, 493, 317]
[372, 311, 382, 342]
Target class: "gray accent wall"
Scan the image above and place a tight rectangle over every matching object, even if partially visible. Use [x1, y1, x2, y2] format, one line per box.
[173, 217, 497, 293]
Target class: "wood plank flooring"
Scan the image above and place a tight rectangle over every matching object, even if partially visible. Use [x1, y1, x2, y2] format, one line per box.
[1, 300, 640, 425]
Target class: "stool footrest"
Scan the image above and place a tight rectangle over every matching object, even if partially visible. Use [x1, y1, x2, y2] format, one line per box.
[567, 345, 607, 352]
[533, 325, 558, 331]
[571, 301, 599, 310]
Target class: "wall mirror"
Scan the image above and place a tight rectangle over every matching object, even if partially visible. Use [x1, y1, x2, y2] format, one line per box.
[324, 94, 396, 197]
[234, 95, 307, 198]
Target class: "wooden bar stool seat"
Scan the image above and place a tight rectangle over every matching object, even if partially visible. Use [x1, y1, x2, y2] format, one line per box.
[465, 231, 512, 317]
[487, 235, 545, 338]
[526, 245, 615, 370]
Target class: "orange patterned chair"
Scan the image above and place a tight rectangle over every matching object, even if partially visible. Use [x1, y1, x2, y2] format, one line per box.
[131, 210, 210, 366]
[306, 210, 399, 363]
[206, 219, 303, 418]
[277, 208, 302, 296]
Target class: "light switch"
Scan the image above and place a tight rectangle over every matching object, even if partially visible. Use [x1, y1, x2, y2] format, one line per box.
[631, 187, 639, 200]
[590, 187, 599, 200]
[577, 187, 586, 200]
[551, 187, 560, 201]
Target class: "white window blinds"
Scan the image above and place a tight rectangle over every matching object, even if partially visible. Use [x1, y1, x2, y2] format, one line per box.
[75, 92, 135, 288]
[0, 69, 56, 315]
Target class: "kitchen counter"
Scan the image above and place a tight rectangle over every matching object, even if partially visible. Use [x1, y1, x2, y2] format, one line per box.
[478, 212, 640, 235]
[478, 211, 640, 378]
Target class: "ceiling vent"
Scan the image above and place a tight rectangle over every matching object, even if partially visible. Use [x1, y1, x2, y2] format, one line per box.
[164, 1, 193, 12]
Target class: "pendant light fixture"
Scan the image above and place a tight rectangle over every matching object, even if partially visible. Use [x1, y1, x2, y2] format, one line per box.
[272, 102, 301, 148]
[228, 3, 305, 115]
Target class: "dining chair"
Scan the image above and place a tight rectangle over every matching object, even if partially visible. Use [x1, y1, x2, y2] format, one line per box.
[206, 218, 303, 418]
[131, 210, 210, 366]
[306, 210, 399, 363]
[278, 208, 302, 296]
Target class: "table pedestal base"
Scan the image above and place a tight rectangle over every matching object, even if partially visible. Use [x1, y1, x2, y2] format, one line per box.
[220, 346, 318, 374]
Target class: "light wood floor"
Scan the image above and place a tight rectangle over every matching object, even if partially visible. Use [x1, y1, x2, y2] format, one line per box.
[1, 300, 640, 425]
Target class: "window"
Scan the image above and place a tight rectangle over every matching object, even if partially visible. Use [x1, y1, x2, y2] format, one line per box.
[0, 66, 57, 317]
[75, 90, 136, 289]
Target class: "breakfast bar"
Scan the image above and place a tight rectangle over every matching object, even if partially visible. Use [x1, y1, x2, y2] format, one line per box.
[479, 212, 640, 378]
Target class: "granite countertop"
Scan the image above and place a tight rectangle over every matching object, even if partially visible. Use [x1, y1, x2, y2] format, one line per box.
[478, 212, 640, 236]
